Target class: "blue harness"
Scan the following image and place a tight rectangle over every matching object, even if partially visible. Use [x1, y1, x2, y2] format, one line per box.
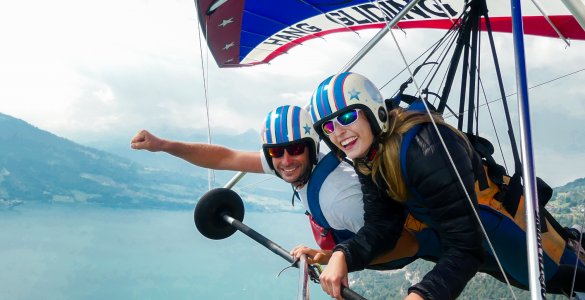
[398, 108, 585, 288]
[306, 152, 354, 244]
[309, 151, 428, 269]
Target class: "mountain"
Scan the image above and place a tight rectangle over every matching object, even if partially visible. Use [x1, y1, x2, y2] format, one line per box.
[547, 178, 585, 226]
[0, 113, 296, 212]
[350, 260, 569, 300]
[0, 113, 205, 209]
[80, 123, 292, 196]
[86, 129, 266, 182]
[2, 112, 583, 297]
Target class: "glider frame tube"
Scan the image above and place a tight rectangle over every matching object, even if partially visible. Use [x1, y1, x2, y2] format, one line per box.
[510, 0, 546, 298]
[222, 214, 367, 300]
[339, 0, 424, 73]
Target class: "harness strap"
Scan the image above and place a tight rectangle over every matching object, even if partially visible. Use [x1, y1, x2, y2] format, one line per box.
[399, 124, 436, 226]
[400, 124, 422, 188]
[307, 152, 341, 229]
[307, 152, 354, 244]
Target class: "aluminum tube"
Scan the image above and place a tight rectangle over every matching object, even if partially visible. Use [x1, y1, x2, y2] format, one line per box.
[339, 0, 424, 73]
[510, 0, 546, 298]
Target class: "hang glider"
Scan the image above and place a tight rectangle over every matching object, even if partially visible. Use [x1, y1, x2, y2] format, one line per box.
[196, 0, 585, 68]
[193, 1, 585, 299]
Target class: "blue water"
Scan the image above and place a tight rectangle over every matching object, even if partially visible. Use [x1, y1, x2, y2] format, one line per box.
[0, 204, 331, 300]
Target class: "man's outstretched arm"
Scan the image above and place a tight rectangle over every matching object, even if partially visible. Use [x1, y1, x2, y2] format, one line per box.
[130, 130, 264, 173]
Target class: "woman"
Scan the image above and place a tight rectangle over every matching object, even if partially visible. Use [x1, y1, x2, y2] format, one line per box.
[307, 72, 585, 299]
[309, 72, 484, 300]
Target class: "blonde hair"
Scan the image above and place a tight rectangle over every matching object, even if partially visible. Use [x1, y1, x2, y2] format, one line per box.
[357, 108, 469, 202]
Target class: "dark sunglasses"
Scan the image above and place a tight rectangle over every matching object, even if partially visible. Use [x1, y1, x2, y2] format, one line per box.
[266, 142, 306, 158]
[322, 109, 360, 135]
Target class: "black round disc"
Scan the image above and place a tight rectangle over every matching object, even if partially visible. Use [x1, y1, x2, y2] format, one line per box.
[194, 188, 245, 240]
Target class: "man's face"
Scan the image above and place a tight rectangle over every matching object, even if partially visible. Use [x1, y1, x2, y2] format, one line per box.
[270, 144, 311, 185]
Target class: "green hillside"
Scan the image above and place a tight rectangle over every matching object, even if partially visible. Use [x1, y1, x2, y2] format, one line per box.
[0, 112, 298, 212]
[0, 113, 206, 209]
[549, 178, 585, 226]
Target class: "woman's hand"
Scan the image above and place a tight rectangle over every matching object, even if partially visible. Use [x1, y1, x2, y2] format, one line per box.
[404, 292, 424, 300]
[319, 251, 349, 300]
[290, 245, 332, 265]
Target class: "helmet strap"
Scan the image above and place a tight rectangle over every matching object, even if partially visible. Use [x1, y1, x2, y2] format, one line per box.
[353, 140, 379, 171]
[292, 164, 312, 189]
[290, 186, 301, 207]
[366, 145, 378, 162]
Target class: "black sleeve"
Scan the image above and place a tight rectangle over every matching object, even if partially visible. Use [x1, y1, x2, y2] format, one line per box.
[406, 125, 484, 300]
[333, 169, 407, 272]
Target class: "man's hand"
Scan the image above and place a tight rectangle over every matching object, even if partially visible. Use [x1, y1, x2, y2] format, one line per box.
[291, 245, 332, 265]
[130, 130, 165, 152]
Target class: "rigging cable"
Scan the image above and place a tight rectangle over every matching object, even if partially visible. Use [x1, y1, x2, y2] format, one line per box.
[204, 19, 216, 189]
[487, 67, 585, 104]
[433, 0, 456, 24]
[452, 67, 585, 115]
[377, 2, 511, 172]
[348, 4, 517, 296]
[378, 17, 459, 92]
[570, 210, 585, 299]
[380, 2, 521, 295]
[444, 66, 585, 176]
[529, 0, 571, 47]
[194, 0, 216, 190]
[233, 176, 281, 192]
[477, 76, 510, 173]
[475, 28, 481, 138]
[389, 29, 518, 300]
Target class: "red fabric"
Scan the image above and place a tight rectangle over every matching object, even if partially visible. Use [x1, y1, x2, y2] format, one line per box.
[307, 214, 336, 251]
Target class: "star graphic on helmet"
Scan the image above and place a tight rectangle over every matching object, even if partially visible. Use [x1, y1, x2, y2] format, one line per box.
[348, 88, 360, 100]
[303, 124, 311, 134]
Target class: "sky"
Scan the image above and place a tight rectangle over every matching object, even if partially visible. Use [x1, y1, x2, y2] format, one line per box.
[0, 0, 584, 186]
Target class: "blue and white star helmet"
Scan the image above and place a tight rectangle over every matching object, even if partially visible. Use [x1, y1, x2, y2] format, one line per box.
[260, 105, 319, 170]
[310, 72, 388, 137]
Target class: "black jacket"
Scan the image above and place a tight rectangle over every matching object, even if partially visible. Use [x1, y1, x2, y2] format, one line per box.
[334, 123, 484, 300]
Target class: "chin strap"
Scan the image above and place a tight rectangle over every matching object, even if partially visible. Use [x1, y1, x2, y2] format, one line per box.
[353, 142, 379, 171]
[289, 166, 313, 207]
[366, 146, 378, 161]
[295, 166, 312, 188]
[290, 186, 300, 207]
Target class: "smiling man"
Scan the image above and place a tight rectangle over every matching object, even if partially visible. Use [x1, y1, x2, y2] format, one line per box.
[131, 105, 366, 241]
[130, 104, 427, 268]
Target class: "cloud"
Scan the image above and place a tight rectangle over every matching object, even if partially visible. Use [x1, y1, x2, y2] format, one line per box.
[0, 0, 584, 185]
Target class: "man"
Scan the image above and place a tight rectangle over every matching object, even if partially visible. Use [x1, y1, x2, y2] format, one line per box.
[131, 105, 426, 266]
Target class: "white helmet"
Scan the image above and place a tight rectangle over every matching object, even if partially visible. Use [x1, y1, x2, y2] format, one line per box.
[310, 72, 388, 149]
[260, 105, 319, 170]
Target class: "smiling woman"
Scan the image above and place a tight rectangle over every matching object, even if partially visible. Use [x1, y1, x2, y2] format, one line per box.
[2, 1, 585, 299]
[309, 71, 585, 299]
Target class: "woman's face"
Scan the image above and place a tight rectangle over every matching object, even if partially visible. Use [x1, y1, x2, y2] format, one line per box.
[327, 110, 374, 159]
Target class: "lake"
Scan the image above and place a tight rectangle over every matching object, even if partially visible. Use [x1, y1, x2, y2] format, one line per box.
[0, 204, 332, 300]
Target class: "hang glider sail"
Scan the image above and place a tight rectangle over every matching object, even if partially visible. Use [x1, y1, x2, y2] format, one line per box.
[196, 0, 585, 68]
